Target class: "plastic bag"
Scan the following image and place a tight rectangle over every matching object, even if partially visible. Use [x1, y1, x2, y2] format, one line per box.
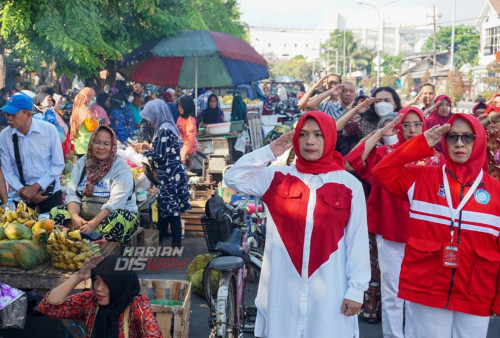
[0, 283, 27, 329]
[234, 132, 247, 153]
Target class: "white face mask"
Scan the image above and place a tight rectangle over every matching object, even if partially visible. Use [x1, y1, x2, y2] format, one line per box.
[374, 102, 395, 117]
[128, 95, 134, 103]
[383, 135, 399, 145]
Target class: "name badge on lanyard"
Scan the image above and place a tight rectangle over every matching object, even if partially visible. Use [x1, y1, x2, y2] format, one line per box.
[441, 165, 483, 269]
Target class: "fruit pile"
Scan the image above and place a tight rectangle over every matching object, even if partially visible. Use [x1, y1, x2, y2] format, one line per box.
[0, 200, 38, 225]
[47, 230, 100, 271]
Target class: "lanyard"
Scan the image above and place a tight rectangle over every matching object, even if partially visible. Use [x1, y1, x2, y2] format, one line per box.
[442, 165, 483, 240]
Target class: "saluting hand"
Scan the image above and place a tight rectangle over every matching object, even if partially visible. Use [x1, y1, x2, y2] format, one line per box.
[76, 255, 104, 281]
[379, 114, 403, 137]
[269, 130, 295, 158]
[424, 124, 451, 148]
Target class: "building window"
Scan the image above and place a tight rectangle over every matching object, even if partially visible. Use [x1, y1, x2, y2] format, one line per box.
[486, 26, 500, 54]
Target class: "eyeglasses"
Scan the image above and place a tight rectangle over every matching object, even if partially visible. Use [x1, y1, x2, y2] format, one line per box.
[401, 122, 424, 130]
[445, 133, 476, 145]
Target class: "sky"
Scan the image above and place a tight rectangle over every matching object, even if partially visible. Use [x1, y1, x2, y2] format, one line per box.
[237, 0, 484, 30]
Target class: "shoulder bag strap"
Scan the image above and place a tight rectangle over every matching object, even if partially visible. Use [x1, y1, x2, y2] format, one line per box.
[12, 133, 26, 186]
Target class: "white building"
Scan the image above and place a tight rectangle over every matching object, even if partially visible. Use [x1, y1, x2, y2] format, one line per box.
[246, 6, 437, 63]
[473, 0, 500, 95]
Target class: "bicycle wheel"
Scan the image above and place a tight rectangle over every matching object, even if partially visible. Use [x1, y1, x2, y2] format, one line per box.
[216, 275, 237, 338]
[243, 247, 263, 331]
[202, 260, 219, 313]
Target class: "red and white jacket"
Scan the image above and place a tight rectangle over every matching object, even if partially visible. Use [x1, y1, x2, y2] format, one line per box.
[373, 133, 500, 316]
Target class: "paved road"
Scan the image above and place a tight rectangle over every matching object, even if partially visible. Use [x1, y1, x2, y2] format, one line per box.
[1, 235, 498, 337]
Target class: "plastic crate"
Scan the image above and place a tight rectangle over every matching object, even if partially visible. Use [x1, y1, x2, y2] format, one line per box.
[200, 215, 232, 253]
[139, 279, 191, 338]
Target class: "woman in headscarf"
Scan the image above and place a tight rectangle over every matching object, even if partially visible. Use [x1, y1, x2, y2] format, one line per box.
[372, 114, 500, 337]
[231, 90, 247, 123]
[108, 90, 135, 143]
[347, 107, 444, 337]
[50, 126, 139, 244]
[133, 99, 190, 248]
[38, 255, 161, 337]
[176, 95, 198, 170]
[162, 90, 179, 122]
[197, 93, 224, 127]
[472, 102, 488, 117]
[224, 111, 370, 337]
[424, 95, 453, 152]
[33, 92, 69, 149]
[70, 87, 100, 157]
[477, 101, 500, 180]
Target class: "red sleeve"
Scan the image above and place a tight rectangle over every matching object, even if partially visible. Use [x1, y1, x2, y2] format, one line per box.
[130, 296, 163, 337]
[347, 142, 381, 179]
[372, 134, 434, 201]
[494, 239, 500, 315]
[38, 290, 94, 321]
[186, 116, 199, 154]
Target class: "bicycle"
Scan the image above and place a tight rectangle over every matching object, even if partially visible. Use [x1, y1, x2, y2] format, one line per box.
[202, 202, 264, 338]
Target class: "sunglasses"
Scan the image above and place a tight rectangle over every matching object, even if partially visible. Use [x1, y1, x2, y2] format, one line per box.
[401, 122, 423, 130]
[445, 133, 476, 145]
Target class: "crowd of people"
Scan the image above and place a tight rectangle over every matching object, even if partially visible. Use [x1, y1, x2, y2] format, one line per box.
[225, 75, 500, 337]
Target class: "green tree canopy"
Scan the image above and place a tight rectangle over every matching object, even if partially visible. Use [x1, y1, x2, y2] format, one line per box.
[0, 0, 246, 80]
[422, 25, 479, 69]
[270, 55, 313, 82]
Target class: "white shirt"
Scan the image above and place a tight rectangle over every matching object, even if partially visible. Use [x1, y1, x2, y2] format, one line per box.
[224, 146, 370, 338]
[0, 118, 64, 201]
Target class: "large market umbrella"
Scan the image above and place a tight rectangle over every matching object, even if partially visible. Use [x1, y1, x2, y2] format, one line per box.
[119, 30, 269, 89]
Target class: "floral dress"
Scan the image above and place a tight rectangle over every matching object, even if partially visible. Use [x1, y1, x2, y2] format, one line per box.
[38, 291, 162, 338]
[145, 127, 190, 217]
[486, 124, 500, 180]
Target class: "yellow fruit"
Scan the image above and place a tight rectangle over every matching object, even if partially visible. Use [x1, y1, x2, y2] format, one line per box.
[31, 221, 43, 234]
[42, 219, 55, 233]
[24, 220, 36, 229]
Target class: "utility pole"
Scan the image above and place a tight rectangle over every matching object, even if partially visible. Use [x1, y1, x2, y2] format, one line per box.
[343, 29, 347, 77]
[427, 5, 442, 83]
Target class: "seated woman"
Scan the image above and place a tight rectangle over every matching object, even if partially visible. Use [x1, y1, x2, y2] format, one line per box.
[197, 93, 224, 127]
[39, 255, 162, 337]
[50, 126, 139, 244]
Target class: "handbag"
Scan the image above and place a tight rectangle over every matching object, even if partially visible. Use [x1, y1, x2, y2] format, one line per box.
[79, 196, 108, 221]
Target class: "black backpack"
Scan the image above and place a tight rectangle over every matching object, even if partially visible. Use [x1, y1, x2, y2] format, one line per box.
[205, 194, 230, 222]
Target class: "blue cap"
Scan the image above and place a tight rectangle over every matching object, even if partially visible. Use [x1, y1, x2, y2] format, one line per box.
[1, 93, 33, 115]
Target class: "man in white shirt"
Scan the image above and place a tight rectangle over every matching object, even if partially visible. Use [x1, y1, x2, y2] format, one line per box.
[0, 94, 65, 213]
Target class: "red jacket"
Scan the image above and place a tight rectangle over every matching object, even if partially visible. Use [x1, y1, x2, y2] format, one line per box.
[373, 130, 500, 316]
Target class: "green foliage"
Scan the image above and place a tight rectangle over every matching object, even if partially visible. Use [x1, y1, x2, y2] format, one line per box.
[481, 90, 495, 101]
[320, 29, 373, 74]
[380, 52, 403, 76]
[402, 73, 415, 94]
[422, 25, 479, 69]
[270, 55, 313, 82]
[0, 0, 246, 79]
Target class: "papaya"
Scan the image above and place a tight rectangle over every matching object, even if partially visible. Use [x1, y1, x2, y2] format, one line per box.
[33, 229, 48, 245]
[5, 223, 32, 240]
[22, 241, 46, 264]
[0, 240, 19, 250]
[42, 219, 55, 233]
[12, 243, 38, 269]
[0, 249, 17, 267]
[24, 220, 36, 229]
[31, 221, 43, 234]
[0, 227, 5, 240]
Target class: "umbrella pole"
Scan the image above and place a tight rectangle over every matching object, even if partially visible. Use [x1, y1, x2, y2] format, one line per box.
[195, 56, 198, 117]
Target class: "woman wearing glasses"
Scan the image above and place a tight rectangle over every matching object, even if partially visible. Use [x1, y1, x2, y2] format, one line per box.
[347, 106, 444, 337]
[372, 114, 500, 337]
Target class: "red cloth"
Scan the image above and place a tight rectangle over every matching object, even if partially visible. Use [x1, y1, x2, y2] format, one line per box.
[38, 291, 162, 337]
[292, 111, 344, 174]
[347, 106, 444, 242]
[372, 131, 500, 316]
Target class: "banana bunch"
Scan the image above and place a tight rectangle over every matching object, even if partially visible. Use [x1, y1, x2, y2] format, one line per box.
[47, 230, 100, 270]
[0, 200, 37, 225]
[243, 98, 261, 105]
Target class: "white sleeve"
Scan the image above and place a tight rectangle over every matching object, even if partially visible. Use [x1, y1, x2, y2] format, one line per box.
[343, 181, 370, 303]
[65, 157, 85, 205]
[102, 159, 135, 212]
[224, 145, 280, 197]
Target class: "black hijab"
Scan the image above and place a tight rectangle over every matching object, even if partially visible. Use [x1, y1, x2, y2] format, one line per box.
[200, 93, 220, 124]
[90, 255, 140, 338]
[178, 94, 196, 119]
[97, 93, 111, 114]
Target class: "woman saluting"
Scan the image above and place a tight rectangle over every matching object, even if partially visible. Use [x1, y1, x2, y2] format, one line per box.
[373, 114, 500, 337]
[224, 111, 370, 338]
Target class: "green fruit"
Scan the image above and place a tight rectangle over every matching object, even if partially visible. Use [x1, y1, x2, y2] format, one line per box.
[12, 243, 38, 269]
[5, 223, 32, 240]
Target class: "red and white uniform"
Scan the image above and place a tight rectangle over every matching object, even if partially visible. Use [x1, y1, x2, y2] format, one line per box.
[225, 111, 370, 338]
[225, 146, 370, 337]
[373, 114, 500, 336]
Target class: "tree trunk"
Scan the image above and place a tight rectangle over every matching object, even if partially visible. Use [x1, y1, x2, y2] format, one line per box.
[107, 59, 117, 89]
[0, 48, 6, 89]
